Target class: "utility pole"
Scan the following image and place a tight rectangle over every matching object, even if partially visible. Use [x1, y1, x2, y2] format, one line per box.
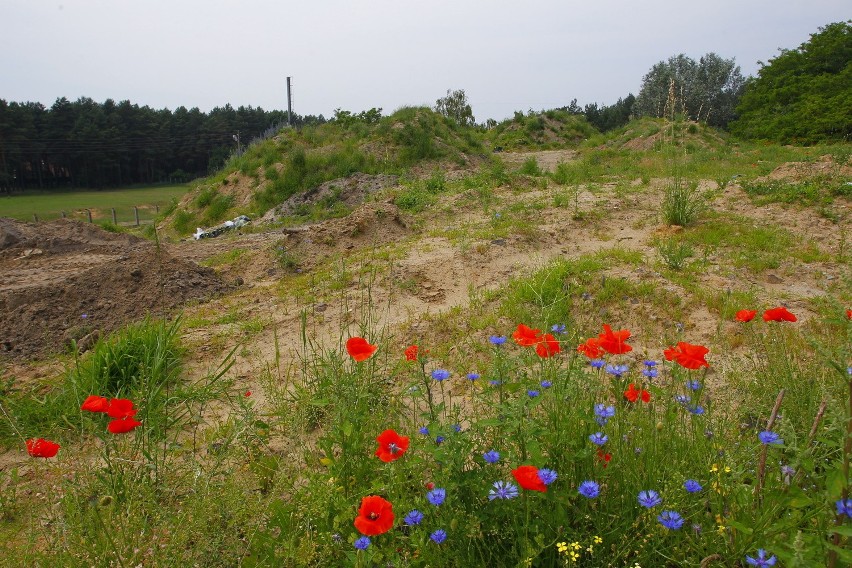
[286, 76, 293, 127]
[232, 132, 242, 155]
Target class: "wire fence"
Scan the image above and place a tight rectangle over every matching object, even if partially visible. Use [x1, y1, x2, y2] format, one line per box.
[27, 204, 162, 226]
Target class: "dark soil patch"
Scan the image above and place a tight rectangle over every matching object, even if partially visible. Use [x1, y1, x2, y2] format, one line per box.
[0, 218, 228, 359]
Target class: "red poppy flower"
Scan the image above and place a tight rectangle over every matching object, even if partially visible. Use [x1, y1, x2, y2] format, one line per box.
[81, 395, 109, 413]
[374, 429, 409, 462]
[353, 495, 394, 535]
[512, 324, 542, 347]
[535, 333, 561, 358]
[106, 398, 137, 419]
[624, 383, 651, 403]
[762, 306, 797, 322]
[847, 309, 851, 320]
[404, 344, 418, 362]
[735, 310, 757, 323]
[346, 337, 378, 362]
[425, 481, 435, 490]
[597, 324, 632, 355]
[596, 448, 612, 468]
[512, 465, 547, 492]
[244, 391, 252, 397]
[577, 337, 604, 359]
[107, 418, 142, 434]
[26, 438, 60, 458]
[665, 342, 710, 370]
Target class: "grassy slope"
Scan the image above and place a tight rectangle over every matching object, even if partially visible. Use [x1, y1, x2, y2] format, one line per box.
[1, 116, 850, 566]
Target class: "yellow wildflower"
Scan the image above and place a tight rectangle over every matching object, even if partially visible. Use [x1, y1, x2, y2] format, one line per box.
[593, 535, 603, 544]
[557, 542, 568, 554]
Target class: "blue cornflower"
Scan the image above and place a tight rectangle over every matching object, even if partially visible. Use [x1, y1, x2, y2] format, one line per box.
[427, 488, 446, 506]
[538, 468, 557, 485]
[418, 426, 430, 435]
[430, 529, 447, 544]
[589, 432, 608, 446]
[354, 536, 371, 550]
[578, 480, 600, 499]
[483, 450, 500, 464]
[835, 498, 852, 517]
[551, 323, 567, 334]
[540, 380, 552, 388]
[489, 335, 507, 346]
[431, 369, 450, 381]
[758, 431, 783, 445]
[644, 360, 657, 367]
[594, 404, 615, 426]
[637, 490, 662, 508]
[404, 509, 424, 526]
[527, 390, 540, 398]
[594, 404, 616, 419]
[435, 435, 445, 445]
[688, 404, 705, 415]
[589, 359, 605, 369]
[780, 464, 796, 477]
[452, 424, 462, 433]
[488, 480, 519, 500]
[467, 372, 480, 381]
[605, 364, 629, 378]
[745, 549, 777, 566]
[642, 367, 658, 379]
[674, 394, 691, 405]
[489, 379, 501, 386]
[685, 379, 701, 391]
[657, 510, 684, 530]
[684, 480, 702, 493]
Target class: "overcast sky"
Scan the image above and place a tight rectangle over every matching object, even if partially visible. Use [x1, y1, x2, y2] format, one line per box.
[1, 1, 848, 122]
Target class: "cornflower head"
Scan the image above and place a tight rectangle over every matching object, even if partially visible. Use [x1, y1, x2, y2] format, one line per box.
[430, 529, 447, 544]
[589, 358, 605, 369]
[684, 480, 702, 493]
[452, 424, 462, 433]
[637, 490, 662, 508]
[435, 435, 445, 445]
[674, 394, 691, 405]
[426, 487, 446, 506]
[488, 480, 519, 500]
[551, 323, 567, 334]
[403, 510, 424, 525]
[354, 536, 371, 550]
[594, 404, 616, 419]
[527, 390, 540, 398]
[688, 404, 705, 415]
[489, 335, 507, 346]
[835, 498, 852, 517]
[467, 372, 480, 381]
[643, 360, 657, 367]
[589, 432, 608, 446]
[431, 369, 450, 381]
[642, 366, 658, 379]
[685, 379, 701, 391]
[483, 450, 500, 464]
[657, 510, 684, 530]
[418, 426, 429, 435]
[758, 431, 783, 445]
[537, 468, 557, 485]
[745, 549, 777, 567]
[489, 379, 501, 386]
[578, 480, 600, 499]
[540, 380, 552, 388]
[605, 364, 629, 378]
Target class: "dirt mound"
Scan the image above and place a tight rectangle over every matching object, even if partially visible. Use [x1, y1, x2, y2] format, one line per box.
[261, 173, 399, 223]
[0, 218, 228, 359]
[274, 201, 409, 269]
[756, 154, 851, 183]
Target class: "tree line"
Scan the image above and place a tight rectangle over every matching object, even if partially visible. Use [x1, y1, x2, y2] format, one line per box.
[0, 97, 326, 192]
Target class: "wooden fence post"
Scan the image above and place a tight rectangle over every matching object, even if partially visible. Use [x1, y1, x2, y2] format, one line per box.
[134, 206, 140, 226]
[86, 209, 92, 223]
[33, 214, 38, 222]
[111, 208, 117, 225]
[61, 211, 67, 218]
